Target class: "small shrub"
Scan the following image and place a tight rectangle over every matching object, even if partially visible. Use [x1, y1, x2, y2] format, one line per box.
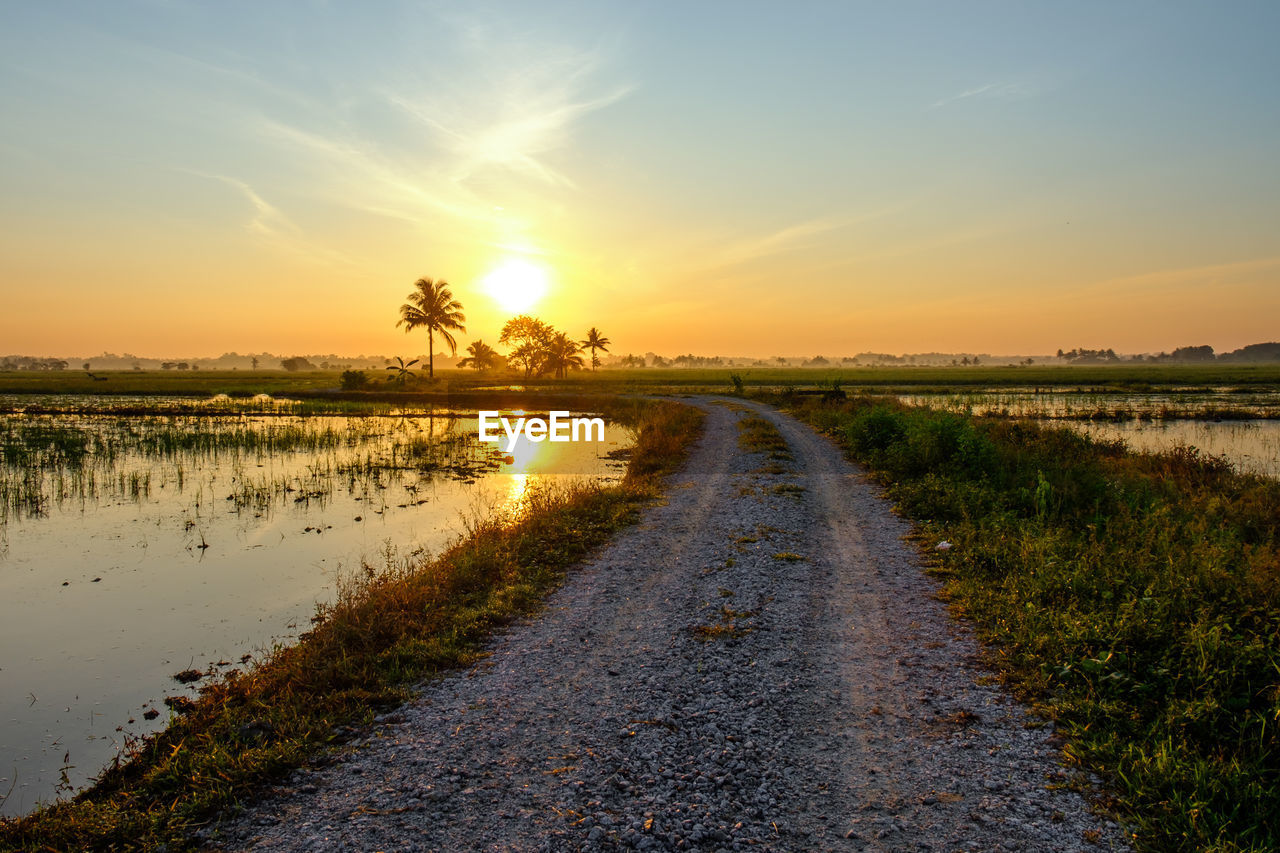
[847, 405, 905, 455]
[779, 392, 1280, 852]
[339, 369, 371, 391]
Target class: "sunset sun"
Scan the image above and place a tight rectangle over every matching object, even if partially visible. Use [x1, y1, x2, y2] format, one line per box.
[3, 2, 1280, 845]
[482, 259, 549, 313]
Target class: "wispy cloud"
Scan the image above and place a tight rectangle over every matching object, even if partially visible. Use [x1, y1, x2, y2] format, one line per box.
[248, 19, 630, 238]
[187, 171, 357, 268]
[384, 82, 632, 190]
[712, 217, 853, 270]
[931, 82, 1030, 108]
[687, 199, 917, 282]
[647, 215, 863, 311]
[252, 120, 480, 224]
[1082, 256, 1280, 294]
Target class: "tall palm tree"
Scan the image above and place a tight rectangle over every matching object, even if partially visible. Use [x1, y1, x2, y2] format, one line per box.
[396, 278, 466, 379]
[544, 332, 585, 379]
[580, 327, 612, 372]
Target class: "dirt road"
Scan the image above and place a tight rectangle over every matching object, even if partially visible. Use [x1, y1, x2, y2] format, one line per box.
[213, 399, 1128, 851]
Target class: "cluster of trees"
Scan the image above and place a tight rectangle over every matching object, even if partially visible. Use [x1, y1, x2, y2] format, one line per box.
[1147, 345, 1216, 363]
[0, 356, 69, 370]
[671, 353, 725, 368]
[1056, 347, 1122, 364]
[391, 277, 612, 380]
[1057, 343, 1280, 364]
[493, 316, 580, 378]
[1219, 342, 1280, 363]
[854, 352, 908, 365]
[1146, 343, 1280, 363]
[0, 353, 394, 373]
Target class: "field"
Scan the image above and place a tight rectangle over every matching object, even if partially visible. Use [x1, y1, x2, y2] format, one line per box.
[784, 392, 1280, 851]
[0, 397, 703, 851]
[2, 366, 1278, 850]
[0, 393, 646, 819]
[4, 363, 1280, 399]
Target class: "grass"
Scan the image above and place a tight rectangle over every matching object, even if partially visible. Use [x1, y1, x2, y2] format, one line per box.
[735, 415, 792, 461]
[691, 605, 757, 641]
[781, 392, 1280, 852]
[898, 389, 1280, 423]
[4, 363, 1280, 399]
[0, 413, 492, 524]
[0, 399, 703, 852]
[0, 370, 345, 397]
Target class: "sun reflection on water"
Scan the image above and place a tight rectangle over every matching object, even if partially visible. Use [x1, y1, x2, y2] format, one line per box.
[503, 472, 531, 518]
[0, 405, 630, 816]
[491, 420, 614, 520]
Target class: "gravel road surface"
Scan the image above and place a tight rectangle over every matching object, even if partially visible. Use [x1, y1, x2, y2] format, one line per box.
[210, 398, 1129, 852]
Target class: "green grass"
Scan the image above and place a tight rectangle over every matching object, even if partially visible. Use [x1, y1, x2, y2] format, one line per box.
[0, 399, 703, 852]
[735, 414, 793, 461]
[782, 393, 1280, 852]
[0, 412, 495, 524]
[0, 370, 345, 396]
[691, 605, 758, 641]
[4, 362, 1280, 399]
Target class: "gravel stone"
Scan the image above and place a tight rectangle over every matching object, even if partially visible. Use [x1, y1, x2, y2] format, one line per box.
[210, 399, 1130, 852]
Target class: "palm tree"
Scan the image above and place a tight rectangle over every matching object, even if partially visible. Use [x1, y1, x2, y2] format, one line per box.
[544, 332, 585, 379]
[384, 356, 419, 386]
[457, 340, 504, 372]
[579, 327, 612, 372]
[396, 278, 466, 379]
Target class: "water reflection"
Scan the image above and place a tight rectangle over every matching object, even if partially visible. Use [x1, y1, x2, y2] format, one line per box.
[898, 389, 1280, 420]
[898, 392, 1280, 479]
[1076, 420, 1280, 479]
[0, 406, 629, 816]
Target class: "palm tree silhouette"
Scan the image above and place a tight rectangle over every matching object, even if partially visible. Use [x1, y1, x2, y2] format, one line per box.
[385, 356, 419, 386]
[396, 278, 466, 379]
[458, 340, 504, 372]
[580, 327, 612, 372]
[544, 333, 585, 379]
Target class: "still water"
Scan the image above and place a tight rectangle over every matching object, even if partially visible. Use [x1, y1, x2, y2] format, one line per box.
[899, 391, 1280, 479]
[897, 387, 1280, 420]
[0, 403, 630, 816]
[1075, 420, 1280, 479]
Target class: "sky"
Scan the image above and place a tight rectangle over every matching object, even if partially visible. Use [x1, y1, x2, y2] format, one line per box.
[1, 1, 1278, 359]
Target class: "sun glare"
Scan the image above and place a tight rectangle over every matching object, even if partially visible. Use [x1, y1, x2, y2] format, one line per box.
[482, 259, 549, 313]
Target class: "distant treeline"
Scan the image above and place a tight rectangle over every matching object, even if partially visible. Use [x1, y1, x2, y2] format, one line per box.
[0, 356, 70, 371]
[1056, 342, 1280, 364]
[5, 342, 1279, 372]
[0, 352, 414, 372]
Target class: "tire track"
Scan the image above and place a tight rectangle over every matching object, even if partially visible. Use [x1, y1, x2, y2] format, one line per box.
[211, 399, 1128, 852]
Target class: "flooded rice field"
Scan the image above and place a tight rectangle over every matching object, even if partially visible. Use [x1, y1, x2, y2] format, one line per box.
[1075, 420, 1280, 479]
[898, 387, 1280, 420]
[901, 390, 1280, 479]
[0, 397, 631, 816]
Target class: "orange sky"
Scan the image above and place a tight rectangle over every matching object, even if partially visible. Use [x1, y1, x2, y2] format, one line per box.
[2, 3, 1277, 358]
